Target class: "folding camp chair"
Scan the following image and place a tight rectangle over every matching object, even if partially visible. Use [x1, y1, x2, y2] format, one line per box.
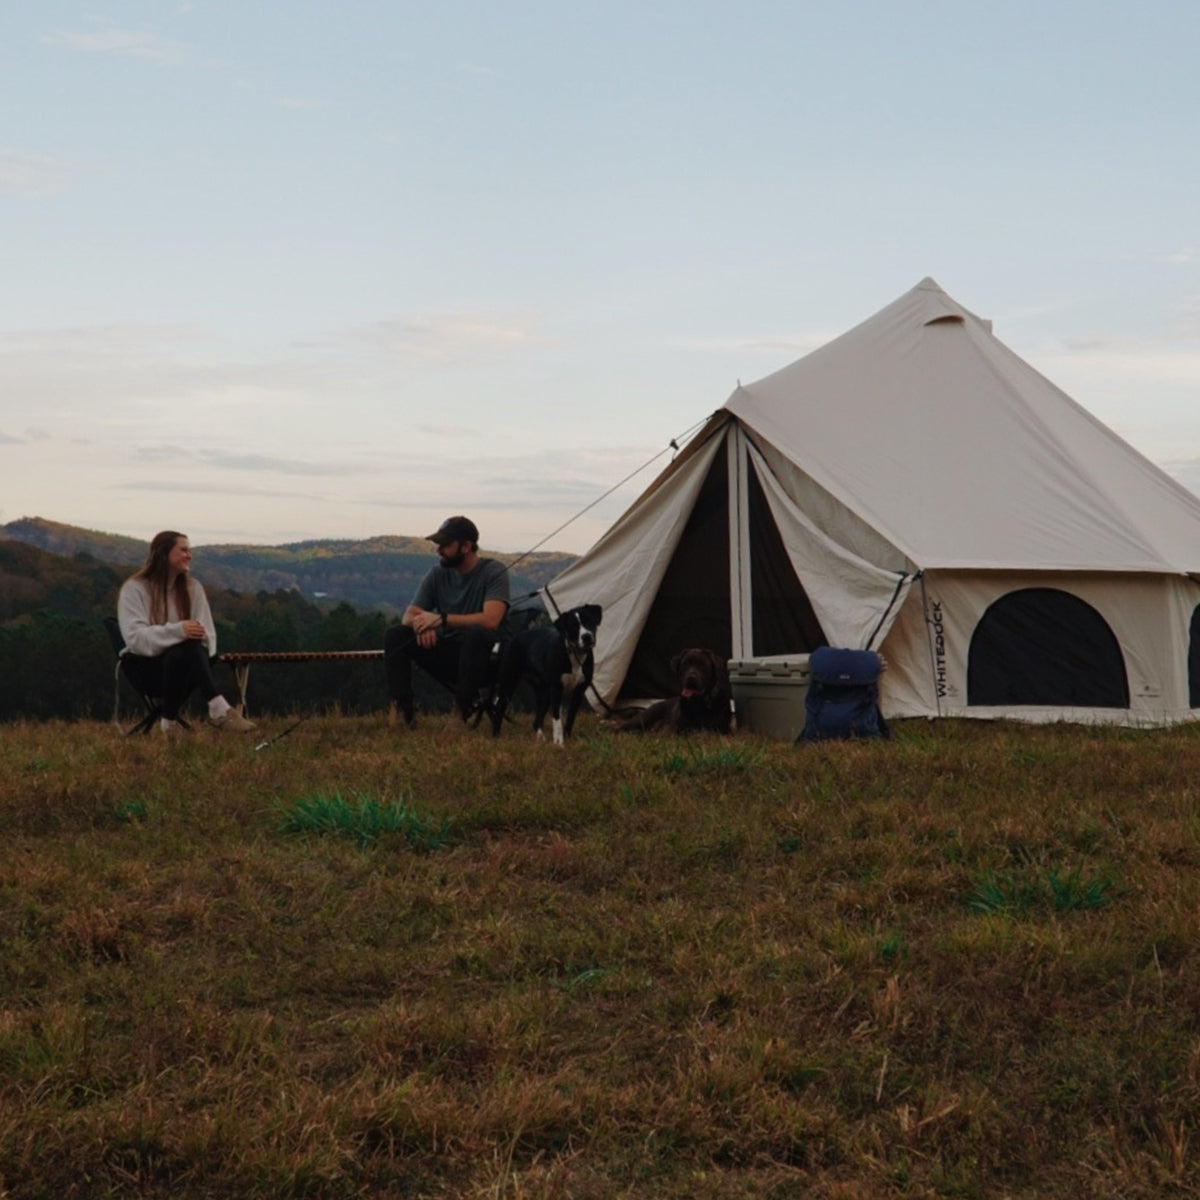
[461, 602, 548, 727]
[450, 638, 506, 729]
[104, 616, 191, 735]
[459, 602, 549, 727]
[409, 636, 511, 729]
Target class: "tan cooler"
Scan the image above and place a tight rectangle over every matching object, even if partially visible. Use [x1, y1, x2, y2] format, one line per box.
[728, 655, 812, 741]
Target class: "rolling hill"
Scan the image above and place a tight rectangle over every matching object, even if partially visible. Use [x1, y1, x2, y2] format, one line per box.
[1, 517, 575, 615]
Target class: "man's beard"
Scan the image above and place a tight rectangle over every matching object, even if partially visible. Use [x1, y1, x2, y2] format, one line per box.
[439, 550, 465, 569]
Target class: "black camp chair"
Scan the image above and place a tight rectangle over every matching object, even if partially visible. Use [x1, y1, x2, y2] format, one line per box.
[459, 602, 548, 727]
[408, 600, 546, 728]
[440, 637, 506, 729]
[104, 616, 190, 735]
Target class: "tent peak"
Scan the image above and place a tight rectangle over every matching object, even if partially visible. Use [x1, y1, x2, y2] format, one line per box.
[908, 277, 992, 332]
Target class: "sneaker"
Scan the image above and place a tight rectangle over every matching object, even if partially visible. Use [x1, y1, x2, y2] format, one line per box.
[209, 707, 257, 734]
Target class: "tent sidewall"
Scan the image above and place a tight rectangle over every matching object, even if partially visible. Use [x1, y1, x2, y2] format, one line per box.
[880, 570, 1200, 723]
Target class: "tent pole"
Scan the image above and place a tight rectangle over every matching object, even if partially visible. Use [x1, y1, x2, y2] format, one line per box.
[728, 425, 753, 659]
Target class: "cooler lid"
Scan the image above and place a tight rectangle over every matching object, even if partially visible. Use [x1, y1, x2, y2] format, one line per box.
[727, 655, 812, 679]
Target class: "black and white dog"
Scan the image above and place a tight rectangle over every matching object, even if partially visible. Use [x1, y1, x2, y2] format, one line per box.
[491, 604, 602, 744]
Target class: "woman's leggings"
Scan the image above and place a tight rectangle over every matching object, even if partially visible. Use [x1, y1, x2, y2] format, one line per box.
[121, 640, 221, 721]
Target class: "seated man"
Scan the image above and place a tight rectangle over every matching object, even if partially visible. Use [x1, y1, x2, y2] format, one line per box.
[384, 515, 510, 728]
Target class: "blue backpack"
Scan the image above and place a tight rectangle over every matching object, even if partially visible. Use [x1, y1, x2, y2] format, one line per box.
[801, 648, 888, 742]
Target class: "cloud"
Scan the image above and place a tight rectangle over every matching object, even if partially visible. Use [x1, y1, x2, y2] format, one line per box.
[41, 26, 183, 62]
[0, 325, 318, 435]
[0, 150, 74, 198]
[134, 444, 378, 477]
[353, 311, 544, 364]
[0, 322, 208, 354]
[1039, 346, 1200, 387]
[0, 431, 25, 445]
[1028, 306, 1200, 384]
[993, 302, 1065, 324]
[119, 479, 328, 502]
[353, 441, 671, 518]
[678, 332, 831, 357]
[180, 382, 299, 411]
[1059, 333, 1146, 354]
[1167, 295, 1200, 341]
[412, 424, 484, 439]
[0, 312, 681, 555]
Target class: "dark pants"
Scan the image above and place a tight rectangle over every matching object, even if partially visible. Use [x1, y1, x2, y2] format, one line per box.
[384, 624, 499, 721]
[120, 640, 221, 721]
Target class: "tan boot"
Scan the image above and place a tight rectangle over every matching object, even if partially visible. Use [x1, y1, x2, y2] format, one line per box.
[209, 706, 257, 733]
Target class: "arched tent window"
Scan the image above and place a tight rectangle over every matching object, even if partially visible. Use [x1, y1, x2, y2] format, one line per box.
[1188, 605, 1200, 708]
[967, 588, 1129, 708]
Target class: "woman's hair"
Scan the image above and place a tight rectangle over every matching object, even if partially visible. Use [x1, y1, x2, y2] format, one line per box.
[133, 530, 192, 624]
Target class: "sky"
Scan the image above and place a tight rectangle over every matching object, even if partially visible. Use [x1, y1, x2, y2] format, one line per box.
[2, 1, 1199, 556]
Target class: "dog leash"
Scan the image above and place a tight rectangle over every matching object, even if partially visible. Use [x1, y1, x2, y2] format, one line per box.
[251, 714, 310, 753]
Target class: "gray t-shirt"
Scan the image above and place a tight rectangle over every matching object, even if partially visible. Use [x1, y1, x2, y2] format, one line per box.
[412, 558, 510, 638]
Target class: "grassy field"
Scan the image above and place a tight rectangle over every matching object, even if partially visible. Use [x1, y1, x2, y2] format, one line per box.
[1, 713, 1198, 1199]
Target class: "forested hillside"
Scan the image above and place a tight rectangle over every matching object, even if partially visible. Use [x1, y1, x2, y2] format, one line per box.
[0, 538, 478, 722]
[2, 517, 575, 614]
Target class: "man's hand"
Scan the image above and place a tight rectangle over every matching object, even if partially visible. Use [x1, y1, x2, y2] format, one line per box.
[407, 607, 443, 648]
[409, 607, 442, 634]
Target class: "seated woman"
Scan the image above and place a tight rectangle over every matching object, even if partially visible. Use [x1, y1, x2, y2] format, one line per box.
[117, 530, 256, 734]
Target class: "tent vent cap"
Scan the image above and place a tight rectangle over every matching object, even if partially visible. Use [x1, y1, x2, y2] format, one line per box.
[924, 314, 965, 326]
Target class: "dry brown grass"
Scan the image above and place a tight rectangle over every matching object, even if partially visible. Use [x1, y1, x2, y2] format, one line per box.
[1, 714, 1199, 1198]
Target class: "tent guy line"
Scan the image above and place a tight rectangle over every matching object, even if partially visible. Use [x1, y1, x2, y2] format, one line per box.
[503, 414, 714, 580]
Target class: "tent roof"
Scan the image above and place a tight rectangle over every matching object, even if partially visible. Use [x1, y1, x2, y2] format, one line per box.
[724, 277, 1200, 574]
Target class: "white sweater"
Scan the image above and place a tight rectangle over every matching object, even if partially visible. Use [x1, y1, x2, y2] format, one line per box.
[117, 575, 218, 658]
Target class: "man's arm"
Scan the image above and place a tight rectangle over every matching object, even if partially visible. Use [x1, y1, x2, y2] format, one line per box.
[441, 598, 507, 633]
[401, 571, 442, 647]
[405, 598, 504, 649]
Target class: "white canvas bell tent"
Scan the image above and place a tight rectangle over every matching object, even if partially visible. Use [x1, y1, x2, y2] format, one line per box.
[545, 277, 1200, 725]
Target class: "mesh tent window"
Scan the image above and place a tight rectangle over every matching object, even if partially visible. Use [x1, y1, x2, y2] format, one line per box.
[967, 587, 1129, 708]
[1188, 604, 1200, 708]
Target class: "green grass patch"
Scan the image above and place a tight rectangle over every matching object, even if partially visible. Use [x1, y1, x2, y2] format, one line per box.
[661, 745, 763, 777]
[276, 791, 450, 850]
[968, 861, 1119, 915]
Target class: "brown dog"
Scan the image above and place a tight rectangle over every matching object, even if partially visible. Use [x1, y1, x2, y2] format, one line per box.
[615, 647, 735, 733]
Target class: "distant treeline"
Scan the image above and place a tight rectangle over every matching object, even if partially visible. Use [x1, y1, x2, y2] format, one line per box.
[2, 516, 574, 614]
[0, 540, 459, 722]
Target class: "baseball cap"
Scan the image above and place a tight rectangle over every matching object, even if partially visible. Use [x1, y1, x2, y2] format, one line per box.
[427, 515, 479, 545]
